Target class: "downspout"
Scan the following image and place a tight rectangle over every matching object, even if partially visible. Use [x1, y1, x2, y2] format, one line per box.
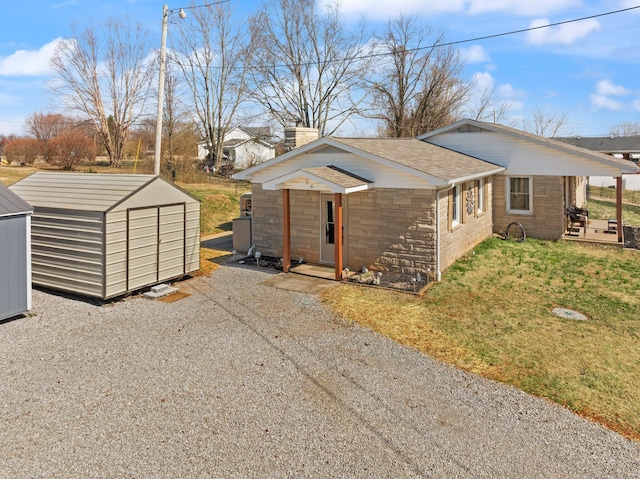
[435, 189, 442, 281]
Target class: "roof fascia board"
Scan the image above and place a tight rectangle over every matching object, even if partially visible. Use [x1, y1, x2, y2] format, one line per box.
[448, 167, 506, 185]
[261, 168, 371, 194]
[419, 119, 638, 174]
[232, 138, 334, 180]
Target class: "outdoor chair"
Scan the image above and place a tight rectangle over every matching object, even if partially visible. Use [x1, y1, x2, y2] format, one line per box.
[566, 205, 589, 236]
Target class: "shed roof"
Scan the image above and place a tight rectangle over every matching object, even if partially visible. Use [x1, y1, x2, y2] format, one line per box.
[0, 182, 32, 217]
[9, 173, 193, 212]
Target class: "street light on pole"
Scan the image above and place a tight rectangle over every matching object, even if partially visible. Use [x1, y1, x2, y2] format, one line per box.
[154, 1, 228, 177]
[154, 5, 186, 176]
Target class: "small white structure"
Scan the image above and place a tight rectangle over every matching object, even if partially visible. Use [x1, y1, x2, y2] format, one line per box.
[0, 183, 32, 320]
[10, 173, 200, 300]
[198, 126, 276, 170]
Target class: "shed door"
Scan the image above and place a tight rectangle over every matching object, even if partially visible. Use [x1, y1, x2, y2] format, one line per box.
[127, 204, 186, 292]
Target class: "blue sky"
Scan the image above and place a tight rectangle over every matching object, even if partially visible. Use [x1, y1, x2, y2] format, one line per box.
[1, 0, 640, 137]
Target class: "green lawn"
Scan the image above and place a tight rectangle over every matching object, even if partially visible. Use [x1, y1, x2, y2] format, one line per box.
[322, 238, 640, 441]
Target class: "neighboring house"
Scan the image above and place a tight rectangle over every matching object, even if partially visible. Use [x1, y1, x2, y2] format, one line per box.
[233, 120, 638, 281]
[197, 126, 276, 170]
[554, 135, 640, 190]
[553, 135, 640, 163]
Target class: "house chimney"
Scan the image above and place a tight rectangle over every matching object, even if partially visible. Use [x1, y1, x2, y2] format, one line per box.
[284, 126, 319, 152]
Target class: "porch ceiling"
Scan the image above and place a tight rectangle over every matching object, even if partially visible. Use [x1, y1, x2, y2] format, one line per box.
[261, 165, 373, 194]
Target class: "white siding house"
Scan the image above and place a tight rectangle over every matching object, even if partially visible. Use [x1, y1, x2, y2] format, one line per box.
[198, 126, 276, 170]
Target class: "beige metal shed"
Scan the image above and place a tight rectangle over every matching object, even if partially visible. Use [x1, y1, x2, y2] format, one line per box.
[10, 172, 200, 300]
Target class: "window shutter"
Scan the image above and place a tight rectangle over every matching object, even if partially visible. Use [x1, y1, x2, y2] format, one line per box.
[461, 183, 467, 224]
[448, 188, 453, 231]
[474, 181, 479, 217]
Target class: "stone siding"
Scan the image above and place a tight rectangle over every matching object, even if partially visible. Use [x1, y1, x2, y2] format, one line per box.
[348, 189, 437, 276]
[251, 185, 283, 257]
[493, 175, 565, 240]
[251, 186, 322, 262]
[439, 179, 494, 272]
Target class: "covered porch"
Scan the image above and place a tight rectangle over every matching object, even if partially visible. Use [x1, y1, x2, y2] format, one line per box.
[265, 165, 373, 281]
[563, 218, 624, 246]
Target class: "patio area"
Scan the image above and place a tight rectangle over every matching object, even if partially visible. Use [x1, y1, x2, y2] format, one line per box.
[563, 218, 624, 246]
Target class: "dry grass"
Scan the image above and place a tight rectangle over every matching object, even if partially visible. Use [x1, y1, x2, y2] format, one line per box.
[321, 238, 640, 441]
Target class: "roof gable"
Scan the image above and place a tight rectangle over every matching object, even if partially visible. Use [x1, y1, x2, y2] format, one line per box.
[262, 165, 372, 194]
[233, 136, 503, 187]
[418, 119, 639, 175]
[8, 173, 196, 212]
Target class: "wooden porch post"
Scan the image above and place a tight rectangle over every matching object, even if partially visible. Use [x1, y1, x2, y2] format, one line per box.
[283, 189, 291, 272]
[334, 193, 343, 281]
[616, 176, 623, 243]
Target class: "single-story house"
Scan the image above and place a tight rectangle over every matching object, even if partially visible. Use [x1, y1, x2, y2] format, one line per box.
[198, 125, 276, 170]
[0, 183, 32, 321]
[233, 120, 638, 281]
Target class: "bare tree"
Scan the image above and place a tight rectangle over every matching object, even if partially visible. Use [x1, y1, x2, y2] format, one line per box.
[467, 84, 511, 124]
[522, 109, 569, 137]
[248, 0, 370, 137]
[610, 122, 640, 137]
[362, 16, 471, 138]
[25, 113, 74, 143]
[47, 128, 96, 170]
[3, 138, 42, 165]
[50, 19, 155, 167]
[25, 112, 76, 162]
[170, 2, 252, 173]
[161, 60, 191, 168]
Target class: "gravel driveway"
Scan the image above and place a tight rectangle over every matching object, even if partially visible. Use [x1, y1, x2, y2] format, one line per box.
[2, 265, 640, 478]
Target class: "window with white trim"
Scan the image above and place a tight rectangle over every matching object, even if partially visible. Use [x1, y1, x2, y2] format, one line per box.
[478, 178, 485, 213]
[507, 176, 532, 213]
[452, 184, 460, 225]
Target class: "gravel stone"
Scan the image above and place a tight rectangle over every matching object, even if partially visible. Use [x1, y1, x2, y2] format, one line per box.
[1, 264, 639, 478]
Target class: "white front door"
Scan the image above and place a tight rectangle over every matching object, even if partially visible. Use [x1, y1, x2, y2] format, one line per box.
[320, 194, 347, 265]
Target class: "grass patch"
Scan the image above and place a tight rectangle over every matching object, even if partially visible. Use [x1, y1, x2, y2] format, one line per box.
[183, 180, 250, 235]
[321, 238, 640, 440]
[586, 195, 640, 226]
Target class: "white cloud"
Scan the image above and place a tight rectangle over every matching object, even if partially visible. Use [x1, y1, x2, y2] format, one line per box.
[620, 0, 640, 12]
[526, 18, 601, 45]
[327, 0, 579, 18]
[0, 38, 64, 76]
[322, 0, 465, 18]
[595, 79, 631, 97]
[462, 45, 490, 63]
[590, 79, 634, 111]
[497, 83, 525, 111]
[472, 71, 495, 91]
[590, 95, 626, 111]
[467, 72, 525, 116]
[468, 0, 580, 16]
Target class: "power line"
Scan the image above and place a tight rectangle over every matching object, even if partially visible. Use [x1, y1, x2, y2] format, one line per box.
[169, 4, 640, 70]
